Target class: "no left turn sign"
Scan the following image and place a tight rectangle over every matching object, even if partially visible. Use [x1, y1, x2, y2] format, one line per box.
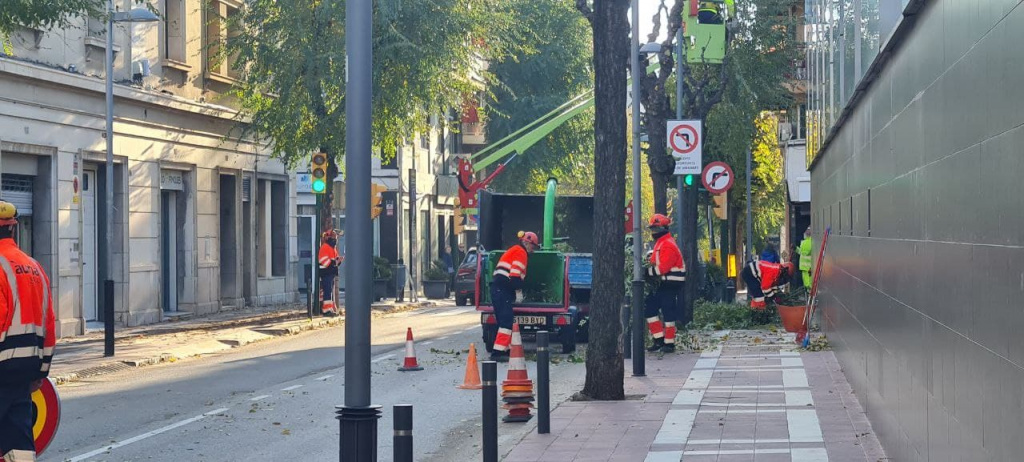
[668, 120, 703, 175]
[702, 161, 735, 194]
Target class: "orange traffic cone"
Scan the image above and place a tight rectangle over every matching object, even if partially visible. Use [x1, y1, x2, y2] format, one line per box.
[457, 343, 482, 390]
[501, 323, 534, 423]
[398, 328, 423, 371]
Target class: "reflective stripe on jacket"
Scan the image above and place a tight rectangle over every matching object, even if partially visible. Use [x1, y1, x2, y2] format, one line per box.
[648, 233, 686, 283]
[492, 245, 528, 290]
[0, 238, 55, 383]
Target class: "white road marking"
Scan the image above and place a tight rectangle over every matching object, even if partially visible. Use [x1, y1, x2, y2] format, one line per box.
[68, 408, 230, 461]
[316, 374, 334, 381]
[787, 409, 825, 443]
[693, 357, 719, 369]
[281, 385, 303, 391]
[791, 447, 830, 461]
[371, 353, 396, 363]
[783, 368, 810, 388]
[682, 369, 713, 389]
[698, 409, 787, 414]
[653, 409, 698, 445]
[438, 336, 450, 340]
[706, 385, 787, 390]
[644, 451, 684, 462]
[421, 341, 434, 346]
[781, 357, 804, 367]
[249, 395, 270, 401]
[686, 438, 792, 445]
[785, 389, 814, 407]
[685, 448, 792, 456]
[672, 389, 705, 406]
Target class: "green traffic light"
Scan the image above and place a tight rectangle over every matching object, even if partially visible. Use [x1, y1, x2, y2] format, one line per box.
[312, 179, 326, 193]
[684, 174, 694, 186]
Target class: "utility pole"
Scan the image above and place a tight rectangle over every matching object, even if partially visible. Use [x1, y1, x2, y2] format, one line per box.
[630, 0, 645, 377]
[675, 30, 684, 252]
[338, 0, 380, 458]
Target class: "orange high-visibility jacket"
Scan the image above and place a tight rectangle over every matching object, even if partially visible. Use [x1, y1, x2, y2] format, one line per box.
[319, 243, 341, 272]
[648, 233, 687, 284]
[492, 244, 528, 291]
[0, 238, 55, 384]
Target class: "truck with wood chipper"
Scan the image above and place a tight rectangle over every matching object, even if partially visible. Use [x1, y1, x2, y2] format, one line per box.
[474, 179, 594, 354]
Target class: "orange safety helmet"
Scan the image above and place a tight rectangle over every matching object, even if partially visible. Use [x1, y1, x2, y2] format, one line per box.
[0, 201, 18, 226]
[517, 230, 540, 247]
[647, 214, 671, 229]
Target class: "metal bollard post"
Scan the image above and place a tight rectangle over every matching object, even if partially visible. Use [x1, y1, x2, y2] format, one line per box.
[394, 404, 413, 462]
[482, 361, 498, 462]
[536, 331, 550, 434]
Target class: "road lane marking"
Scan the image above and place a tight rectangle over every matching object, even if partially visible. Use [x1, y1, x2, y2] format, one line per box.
[250, 395, 270, 401]
[462, 326, 478, 333]
[371, 353, 396, 363]
[316, 374, 334, 381]
[68, 408, 229, 461]
[281, 385, 303, 391]
[421, 341, 434, 346]
[645, 451, 684, 462]
[653, 409, 697, 445]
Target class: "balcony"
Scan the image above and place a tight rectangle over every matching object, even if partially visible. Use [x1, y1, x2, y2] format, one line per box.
[462, 122, 486, 146]
[435, 175, 458, 206]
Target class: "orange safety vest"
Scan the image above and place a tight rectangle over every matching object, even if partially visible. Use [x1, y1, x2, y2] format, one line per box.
[492, 244, 528, 289]
[648, 233, 687, 284]
[318, 243, 340, 269]
[0, 238, 55, 383]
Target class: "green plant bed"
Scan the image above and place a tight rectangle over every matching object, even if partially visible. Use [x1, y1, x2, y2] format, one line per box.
[480, 250, 565, 306]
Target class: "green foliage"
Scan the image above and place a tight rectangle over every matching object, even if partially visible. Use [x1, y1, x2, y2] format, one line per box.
[488, 0, 594, 195]
[0, 0, 103, 34]
[373, 257, 393, 280]
[423, 260, 448, 281]
[224, 0, 521, 167]
[688, 300, 779, 330]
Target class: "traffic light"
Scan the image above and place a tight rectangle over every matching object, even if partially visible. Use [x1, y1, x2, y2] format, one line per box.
[370, 184, 387, 220]
[712, 191, 728, 220]
[454, 203, 465, 235]
[310, 151, 329, 194]
[684, 174, 694, 187]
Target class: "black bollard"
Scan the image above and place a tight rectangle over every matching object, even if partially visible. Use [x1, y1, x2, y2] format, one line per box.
[536, 331, 550, 434]
[394, 404, 413, 462]
[482, 361, 498, 462]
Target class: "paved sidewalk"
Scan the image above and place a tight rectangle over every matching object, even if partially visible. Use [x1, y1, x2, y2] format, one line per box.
[50, 298, 446, 385]
[505, 330, 886, 461]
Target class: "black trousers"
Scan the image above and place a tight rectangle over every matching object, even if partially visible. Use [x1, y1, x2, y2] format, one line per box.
[0, 381, 35, 460]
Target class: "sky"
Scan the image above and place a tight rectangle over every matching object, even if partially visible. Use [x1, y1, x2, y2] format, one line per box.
[636, 0, 671, 43]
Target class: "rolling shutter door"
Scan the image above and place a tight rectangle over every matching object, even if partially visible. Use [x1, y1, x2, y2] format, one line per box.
[1, 174, 34, 216]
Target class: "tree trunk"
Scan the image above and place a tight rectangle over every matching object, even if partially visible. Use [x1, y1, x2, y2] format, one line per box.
[322, 150, 339, 233]
[581, 0, 629, 402]
[642, 80, 673, 215]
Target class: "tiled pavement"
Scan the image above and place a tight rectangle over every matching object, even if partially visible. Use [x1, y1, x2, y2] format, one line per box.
[504, 330, 886, 461]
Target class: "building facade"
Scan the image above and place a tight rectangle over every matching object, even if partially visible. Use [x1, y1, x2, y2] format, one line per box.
[807, 0, 1024, 459]
[1, 0, 298, 337]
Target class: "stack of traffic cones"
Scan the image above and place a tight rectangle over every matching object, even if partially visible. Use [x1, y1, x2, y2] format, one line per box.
[398, 328, 423, 372]
[501, 323, 534, 422]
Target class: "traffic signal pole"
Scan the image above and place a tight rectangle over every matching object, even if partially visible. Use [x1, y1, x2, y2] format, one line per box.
[337, 0, 380, 458]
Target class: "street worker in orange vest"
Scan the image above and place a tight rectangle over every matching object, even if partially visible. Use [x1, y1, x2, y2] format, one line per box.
[0, 201, 55, 462]
[318, 230, 343, 316]
[741, 245, 795, 309]
[489, 230, 539, 362]
[644, 214, 687, 353]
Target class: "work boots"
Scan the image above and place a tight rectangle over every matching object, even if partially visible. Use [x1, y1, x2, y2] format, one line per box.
[647, 338, 665, 352]
[661, 343, 676, 353]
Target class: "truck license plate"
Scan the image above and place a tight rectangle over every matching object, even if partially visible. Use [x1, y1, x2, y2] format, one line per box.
[515, 316, 546, 326]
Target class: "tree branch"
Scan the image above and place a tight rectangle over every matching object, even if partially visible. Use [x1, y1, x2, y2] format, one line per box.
[575, 0, 594, 25]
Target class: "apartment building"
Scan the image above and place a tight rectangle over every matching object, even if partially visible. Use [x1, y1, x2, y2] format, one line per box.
[0, 0, 298, 337]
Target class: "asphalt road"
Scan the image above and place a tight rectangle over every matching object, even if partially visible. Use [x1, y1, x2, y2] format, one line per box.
[42, 304, 586, 462]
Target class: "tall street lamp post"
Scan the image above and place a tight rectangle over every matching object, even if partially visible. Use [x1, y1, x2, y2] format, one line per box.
[104, 3, 158, 357]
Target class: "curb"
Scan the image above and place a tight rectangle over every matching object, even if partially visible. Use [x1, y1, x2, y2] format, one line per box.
[50, 302, 436, 385]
